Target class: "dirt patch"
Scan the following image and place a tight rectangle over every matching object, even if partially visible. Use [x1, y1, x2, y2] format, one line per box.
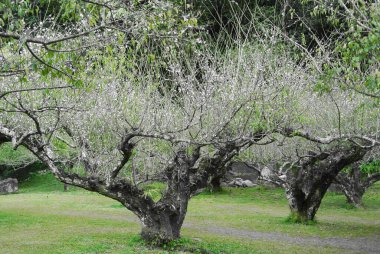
[215, 204, 285, 216]
[321, 215, 380, 226]
[186, 224, 380, 254]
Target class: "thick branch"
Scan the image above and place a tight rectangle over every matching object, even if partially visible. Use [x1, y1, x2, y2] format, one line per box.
[364, 173, 380, 190]
[110, 134, 136, 179]
[20, 136, 156, 217]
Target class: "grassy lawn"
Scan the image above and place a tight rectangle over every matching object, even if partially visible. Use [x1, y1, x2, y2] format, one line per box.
[1, 173, 380, 253]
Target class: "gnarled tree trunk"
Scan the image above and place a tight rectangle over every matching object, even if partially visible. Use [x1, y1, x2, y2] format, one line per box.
[140, 204, 187, 243]
[140, 153, 192, 243]
[140, 209, 183, 242]
[335, 163, 365, 207]
[284, 145, 367, 222]
[335, 162, 380, 208]
[286, 187, 326, 222]
[31, 141, 239, 244]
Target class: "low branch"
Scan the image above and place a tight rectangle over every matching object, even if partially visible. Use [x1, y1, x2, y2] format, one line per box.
[364, 173, 380, 190]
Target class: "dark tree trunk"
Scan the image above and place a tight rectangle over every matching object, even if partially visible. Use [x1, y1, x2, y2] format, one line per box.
[344, 188, 364, 208]
[284, 145, 366, 222]
[209, 175, 222, 191]
[335, 164, 365, 207]
[63, 183, 69, 192]
[138, 144, 240, 243]
[139, 150, 193, 244]
[286, 184, 328, 222]
[335, 163, 380, 208]
[140, 205, 188, 243]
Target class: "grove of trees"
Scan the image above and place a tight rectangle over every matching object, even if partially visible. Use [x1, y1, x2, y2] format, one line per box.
[1, 0, 379, 245]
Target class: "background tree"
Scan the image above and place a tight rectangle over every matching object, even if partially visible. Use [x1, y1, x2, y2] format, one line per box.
[240, 84, 379, 222]
[335, 151, 380, 208]
[266, 142, 367, 222]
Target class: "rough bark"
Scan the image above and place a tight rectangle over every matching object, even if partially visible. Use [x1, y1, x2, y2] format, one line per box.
[284, 145, 367, 222]
[139, 151, 193, 243]
[335, 163, 380, 208]
[335, 163, 365, 207]
[138, 143, 242, 243]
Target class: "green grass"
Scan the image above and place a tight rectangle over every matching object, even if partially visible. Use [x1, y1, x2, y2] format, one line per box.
[0, 173, 379, 253]
[18, 172, 80, 193]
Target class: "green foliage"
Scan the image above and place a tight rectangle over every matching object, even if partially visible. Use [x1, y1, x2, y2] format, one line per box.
[342, 159, 380, 177]
[0, 0, 104, 86]
[360, 159, 380, 174]
[0, 0, 101, 32]
[51, 137, 77, 158]
[140, 182, 167, 202]
[19, 171, 79, 192]
[0, 143, 34, 166]
[192, 0, 278, 39]
[315, 1, 380, 99]
[286, 0, 337, 48]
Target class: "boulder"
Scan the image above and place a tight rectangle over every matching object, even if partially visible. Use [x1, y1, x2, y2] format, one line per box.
[242, 179, 256, 187]
[0, 178, 18, 194]
[224, 162, 260, 183]
[227, 178, 257, 188]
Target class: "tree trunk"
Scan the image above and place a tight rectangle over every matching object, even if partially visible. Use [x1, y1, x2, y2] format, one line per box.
[140, 207, 187, 244]
[284, 145, 366, 222]
[138, 151, 192, 244]
[209, 175, 222, 191]
[335, 163, 366, 207]
[344, 190, 364, 208]
[286, 186, 326, 222]
[139, 184, 190, 244]
[336, 169, 380, 208]
[336, 173, 365, 208]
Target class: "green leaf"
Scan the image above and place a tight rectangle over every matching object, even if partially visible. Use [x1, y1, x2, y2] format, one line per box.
[20, 76, 27, 83]
[2, 63, 9, 72]
[41, 68, 50, 76]
[72, 79, 84, 88]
